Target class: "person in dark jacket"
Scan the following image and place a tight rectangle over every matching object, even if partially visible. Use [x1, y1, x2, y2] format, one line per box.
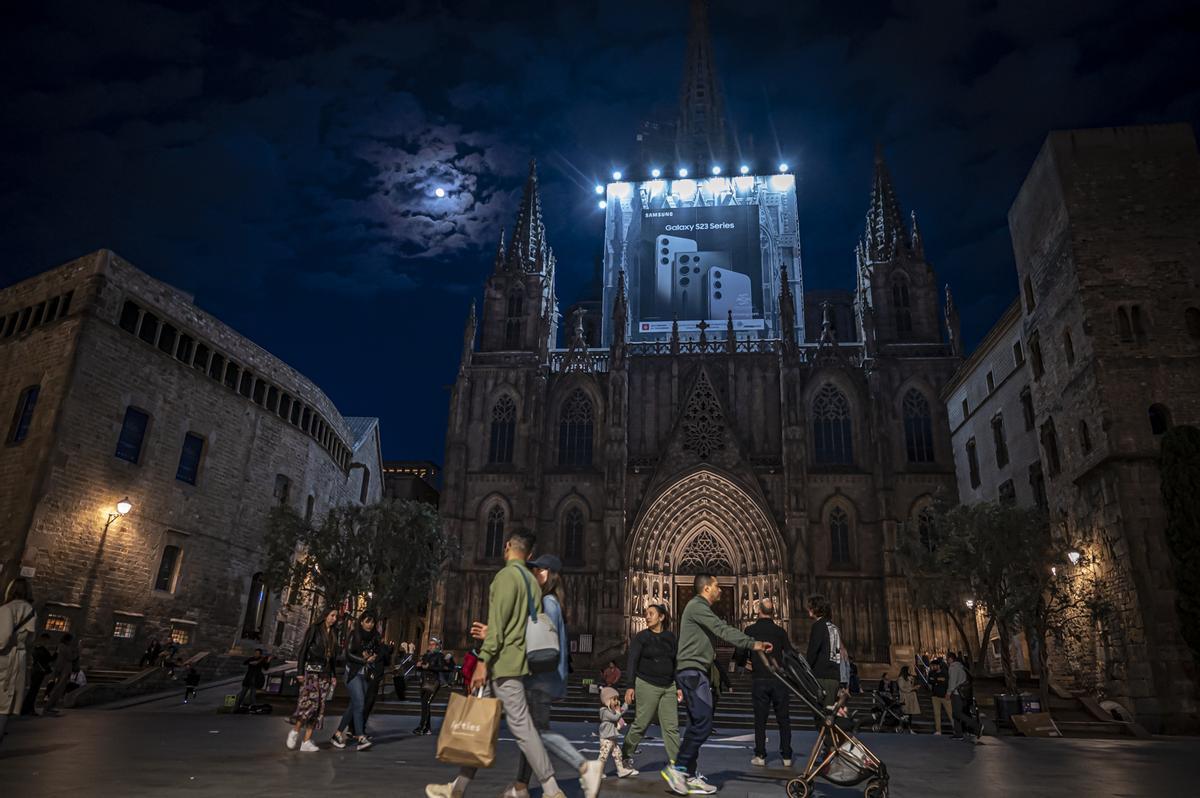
[332, 610, 379, 750]
[138, 638, 161, 668]
[929, 658, 951, 735]
[287, 608, 340, 752]
[412, 636, 447, 735]
[20, 633, 53, 716]
[803, 594, 842, 709]
[183, 665, 201, 703]
[235, 649, 271, 709]
[737, 598, 795, 767]
[621, 603, 680, 768]
[361, 640, 392, 726]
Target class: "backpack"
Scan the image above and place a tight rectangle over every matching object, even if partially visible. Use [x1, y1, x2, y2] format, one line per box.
[517, 567, 560, 674]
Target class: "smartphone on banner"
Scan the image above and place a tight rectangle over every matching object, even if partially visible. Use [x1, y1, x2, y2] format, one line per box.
[706, 268, 753, 321]
[656, 235, 697, 316]
[673, 250, 733, 319]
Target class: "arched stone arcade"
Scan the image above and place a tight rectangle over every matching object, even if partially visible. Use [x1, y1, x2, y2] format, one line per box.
[624, 468, 790, 633]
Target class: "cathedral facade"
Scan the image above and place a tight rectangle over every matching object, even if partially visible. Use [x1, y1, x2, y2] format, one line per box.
[435, 155, 965, 667]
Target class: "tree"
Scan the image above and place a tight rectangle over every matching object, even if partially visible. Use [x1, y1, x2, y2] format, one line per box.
[264, 499, 453, 621]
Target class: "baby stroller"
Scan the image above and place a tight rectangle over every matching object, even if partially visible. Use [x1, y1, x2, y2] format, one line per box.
[763, 652, 889, 798]
[869, 690, 912, 733]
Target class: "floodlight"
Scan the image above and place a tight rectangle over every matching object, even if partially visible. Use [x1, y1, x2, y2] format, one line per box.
[711, 166, 721, 175]
[598, 200, 607, 209]
[594, 185, 604, 195]
[651, 168, 661, 178]
[779, 163, 789, 173]
[739, 165, 750, 175]
[678, 167, 689, 177]
[612, 170, 622, 181]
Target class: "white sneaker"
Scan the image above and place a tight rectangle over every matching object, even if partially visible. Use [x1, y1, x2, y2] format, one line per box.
[617, 765, 640, 778]
[500, 784, 530, 798]
[686, 774, 718, 794]
[750, 756, 767, 766]
[299, 740, 319, 752]
[286, 730, 299, 750]
[580, 760, 604, 798]
[425, 784, 461, 798]
[661, 767, 689, 796]
[782, 758, 793, 767]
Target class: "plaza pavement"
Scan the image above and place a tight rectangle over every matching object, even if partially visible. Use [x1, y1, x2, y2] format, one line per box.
[1, 685, 1198, 797]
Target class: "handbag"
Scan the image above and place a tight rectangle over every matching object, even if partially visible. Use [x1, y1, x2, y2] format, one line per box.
[436, 688, 501, 768]
[517, 567, 560, 674]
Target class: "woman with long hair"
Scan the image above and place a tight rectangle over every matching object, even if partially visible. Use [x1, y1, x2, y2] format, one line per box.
[287, 607, 340, 752]
[620, 603, 681, 769]
[897, 664, 920, 733]
[332, 609, 379, 751]
[495, 555, 603, 798]
[0, 578, 36, 745]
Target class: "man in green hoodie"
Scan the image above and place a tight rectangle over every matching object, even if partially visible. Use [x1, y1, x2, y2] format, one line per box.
[425, 530, 563, 798]
[661, 574, 772, 796]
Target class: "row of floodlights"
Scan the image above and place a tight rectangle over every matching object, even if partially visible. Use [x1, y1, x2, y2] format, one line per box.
[595, 163, 789, 194]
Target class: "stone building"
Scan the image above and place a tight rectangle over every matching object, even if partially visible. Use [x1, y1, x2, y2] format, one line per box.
[437, 146, 965, 666]
[943, 300, 1045, 509]
[0, 250, 383, 669]
[1006, 124, 1200, 731]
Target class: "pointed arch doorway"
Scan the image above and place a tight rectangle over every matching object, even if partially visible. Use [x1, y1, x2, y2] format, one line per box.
[625, 468, 789, 634]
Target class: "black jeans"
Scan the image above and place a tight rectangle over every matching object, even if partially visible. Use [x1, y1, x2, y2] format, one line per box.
[951, 694, 979, 736]
[751, 680, 792, 758]
[21, 669, 48, 715]
[418, 684, 442, 730]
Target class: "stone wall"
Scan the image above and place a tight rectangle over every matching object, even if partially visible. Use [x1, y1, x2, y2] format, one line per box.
[0, 250, 383, 671]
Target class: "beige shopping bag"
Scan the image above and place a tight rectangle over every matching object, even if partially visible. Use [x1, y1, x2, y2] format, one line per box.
[436, 690, 502, 767]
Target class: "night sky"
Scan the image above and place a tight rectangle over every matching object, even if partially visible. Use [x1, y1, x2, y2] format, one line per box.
[3, 1, 1198, 463]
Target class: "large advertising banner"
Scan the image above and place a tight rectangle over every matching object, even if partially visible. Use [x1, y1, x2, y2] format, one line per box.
[601, 174, 802, 344]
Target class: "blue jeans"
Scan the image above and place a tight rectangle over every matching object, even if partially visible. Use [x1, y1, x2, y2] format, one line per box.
[337, 672, 368, 736]
[675, 668, 714, 776]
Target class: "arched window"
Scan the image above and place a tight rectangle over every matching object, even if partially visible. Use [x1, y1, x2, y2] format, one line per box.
[563, 506, 585, 565]
[1149, 404, 1171, 436]
[488, 395, 516, 464]
[892, 276, 912, 335]
[504, 289, 524, 349]
[1186, 307, 1200, 340]
[902, 389, 934, 463]
[829, 507, 851, 565]
[484, 505, 506, 559]
[812, 383, 854, 465]
[917, 505, 937, 551]
[241, 572, 267, 640]
[558, 389, 594, 466]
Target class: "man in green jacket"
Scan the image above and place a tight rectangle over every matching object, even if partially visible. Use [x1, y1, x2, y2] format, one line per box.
[425, 530, 563, 798]
[662, 574, 772, 796]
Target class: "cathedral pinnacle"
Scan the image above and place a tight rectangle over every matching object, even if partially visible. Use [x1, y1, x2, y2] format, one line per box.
[505, 159, 553, 275]
[676, 0, 729, 166]
[779, 264, 797, 348]
[491, 227, 506, 274]
[861, 146, 910, 264]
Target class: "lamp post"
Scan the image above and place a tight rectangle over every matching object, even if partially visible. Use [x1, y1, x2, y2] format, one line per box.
[105, 497, 133, 531]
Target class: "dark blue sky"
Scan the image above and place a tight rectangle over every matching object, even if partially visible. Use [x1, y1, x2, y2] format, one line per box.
[3, 0, 1198, 462]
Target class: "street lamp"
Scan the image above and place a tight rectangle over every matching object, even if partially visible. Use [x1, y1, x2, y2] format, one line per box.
[105, 497, 133, 531]
[1067, 550, 1082, 566]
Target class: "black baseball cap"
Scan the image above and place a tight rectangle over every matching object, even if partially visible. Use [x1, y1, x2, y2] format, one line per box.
[527, 554, 563, 573]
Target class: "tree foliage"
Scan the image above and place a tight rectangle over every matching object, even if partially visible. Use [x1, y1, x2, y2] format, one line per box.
[263, 499, 453, 618]
[1160, 424, 1200, 661]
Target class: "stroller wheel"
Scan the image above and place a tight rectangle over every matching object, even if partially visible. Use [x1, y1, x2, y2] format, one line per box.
[785, 778, 811, 798]
[863, 778, 887, 798]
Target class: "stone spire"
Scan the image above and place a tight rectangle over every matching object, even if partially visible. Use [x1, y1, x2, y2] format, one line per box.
[505, 159, 553, 275]
[725, 310, 736, 354]
[459, 301, 476, 374]
[944, 284, 962, 357]
[861, 145, 910, 264]
[491, 227, 506, 274]
[779, 264, 797, 349]
[676, 0, 728, 166]
[910, 210, 924, 260]
[612, 269, 628, 348]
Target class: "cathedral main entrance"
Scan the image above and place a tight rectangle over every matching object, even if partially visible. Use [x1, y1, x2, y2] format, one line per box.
[625, 468, 788, 635]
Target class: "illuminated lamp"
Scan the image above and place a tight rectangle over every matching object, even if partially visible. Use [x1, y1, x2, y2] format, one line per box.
[965, 598, 975, 610]
[740, 165, 750, 175]
[594, 185, 604, 195]
[678, 167, 689, 178]
[434, 187, 446, 198]
[612, 170, 622, 181]
[779, 163, 790, 172]
[116, 497, 133, 516]
[598, 200, 607, 209]
[651, 168, 661, 178]
[1067, 550, 1082, 566]
[673, 179, 698, 201]
[711, 165, 721, 175]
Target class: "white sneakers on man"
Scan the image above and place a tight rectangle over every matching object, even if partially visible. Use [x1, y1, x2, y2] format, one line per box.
[686, 774, 719, 794]
[286, 730, 299, 750]
[750, 756, 767, 766]
[299, 740, 319, 752]
[580, 759, 604, 798]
